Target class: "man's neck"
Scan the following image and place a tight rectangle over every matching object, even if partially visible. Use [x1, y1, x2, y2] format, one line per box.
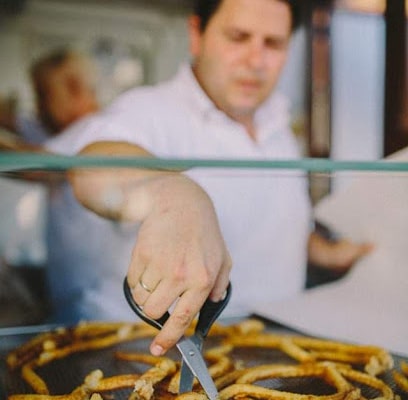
[191, 64, 258, 141]
[229, 112, 257, 142]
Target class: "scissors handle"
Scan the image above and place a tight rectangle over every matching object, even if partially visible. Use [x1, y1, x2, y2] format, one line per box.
[124, 278, 231, 335]
[123, 278, 169, 330]
[195, 282, 232, 339]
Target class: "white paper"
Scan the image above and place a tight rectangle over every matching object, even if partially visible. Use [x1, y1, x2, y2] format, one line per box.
[253, 149, 408, 356]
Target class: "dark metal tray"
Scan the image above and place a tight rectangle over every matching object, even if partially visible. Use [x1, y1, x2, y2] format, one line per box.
[1, 322, 407, 399]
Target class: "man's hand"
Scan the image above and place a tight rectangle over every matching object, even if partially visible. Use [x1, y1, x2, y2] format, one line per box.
[308, 231, 374, 273]
[125, 175, 232, 356]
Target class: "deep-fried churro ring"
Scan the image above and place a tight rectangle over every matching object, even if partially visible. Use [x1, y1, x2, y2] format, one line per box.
[219, 361, 396, 400]
[93, 373, 140, 391]
[8, 369, 103, 400]
[401, 360, 408, 376]
[214, 368, 247, 391]
[174, 393, 208, 400]
[7, 328, 70, 371]
[225, 332, 394, 376]
[218, 383, 360, 400]
[291, 336, 394, 376]
[21, 362, 49, 395]
[337, 366, 395, 399]
[7, 322, 156, 371]
[8, 371, 140, 400]
[8, 322, 156, 394]
[393, 371, 408, 393]
[394, 360, 408, 392]
[115, 351, 177, 400]
[236, 362, 354, 395]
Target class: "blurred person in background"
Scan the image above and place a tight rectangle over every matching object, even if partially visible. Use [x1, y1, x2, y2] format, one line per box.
[41, 0, 372, 356]
[0, 48, 107, 325]
[31, 49, 99, 136]
[0, 48, 99, 147]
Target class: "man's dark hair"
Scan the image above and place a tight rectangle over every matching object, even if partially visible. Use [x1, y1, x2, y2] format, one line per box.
[193, 0, 301, 32]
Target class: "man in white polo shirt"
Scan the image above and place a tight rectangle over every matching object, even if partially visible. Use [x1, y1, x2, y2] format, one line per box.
[46, 0, 371, 356]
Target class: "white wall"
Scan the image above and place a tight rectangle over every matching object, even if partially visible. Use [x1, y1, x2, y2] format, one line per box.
[330, 11, 385, 192]
[0, 0, 191, 113]
[278, 27, 308, 121]
[331, 11, 385, 162]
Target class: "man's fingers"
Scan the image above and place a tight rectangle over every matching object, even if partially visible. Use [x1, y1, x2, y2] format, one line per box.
[141, 279, 181, 319]
[149, 290, 206, 356]
[209, 253, 232, 301]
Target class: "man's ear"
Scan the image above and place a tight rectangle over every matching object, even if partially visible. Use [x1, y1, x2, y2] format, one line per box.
[188, 15, 202, 58]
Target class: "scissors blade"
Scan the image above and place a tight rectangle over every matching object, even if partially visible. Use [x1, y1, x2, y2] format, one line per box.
[179, 334, 202, 393]
[179, 283, 232, 394]
[176, 337, 218, 400]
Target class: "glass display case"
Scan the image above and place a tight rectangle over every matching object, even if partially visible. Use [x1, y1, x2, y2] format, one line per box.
[0, 151, 407, 398]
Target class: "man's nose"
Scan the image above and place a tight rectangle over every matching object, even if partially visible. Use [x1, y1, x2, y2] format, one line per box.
[246, 42, 267, 70]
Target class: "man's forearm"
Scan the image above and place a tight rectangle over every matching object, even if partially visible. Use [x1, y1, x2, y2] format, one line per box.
[69, 141, 178, 222]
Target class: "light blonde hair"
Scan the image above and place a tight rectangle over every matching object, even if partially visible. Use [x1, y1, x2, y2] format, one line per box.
[30, 48, 98, 132]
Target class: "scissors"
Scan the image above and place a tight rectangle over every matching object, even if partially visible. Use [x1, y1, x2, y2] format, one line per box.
[123, 278, 231, 400]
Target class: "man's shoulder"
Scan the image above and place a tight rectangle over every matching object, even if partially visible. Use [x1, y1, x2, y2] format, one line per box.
[112, 71, 187, 109]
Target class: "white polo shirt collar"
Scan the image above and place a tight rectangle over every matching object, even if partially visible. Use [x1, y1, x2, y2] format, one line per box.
[175, 63, 291, 145]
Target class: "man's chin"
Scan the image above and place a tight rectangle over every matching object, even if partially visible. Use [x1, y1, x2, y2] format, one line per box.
[230, 102, 261, 117]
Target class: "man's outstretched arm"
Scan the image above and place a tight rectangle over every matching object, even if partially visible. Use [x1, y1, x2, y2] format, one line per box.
[69, 141, 232, 356]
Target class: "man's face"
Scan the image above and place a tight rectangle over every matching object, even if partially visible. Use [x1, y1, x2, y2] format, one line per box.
[37, 65, 75, 133]
[41, 69, 73, 132]
[190, 0, 292, 121]
[38, 62, 96, 133]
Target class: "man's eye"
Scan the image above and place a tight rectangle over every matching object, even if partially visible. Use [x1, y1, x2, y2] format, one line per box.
[227, 32, 248, 42]
[265, 38, 287, 50]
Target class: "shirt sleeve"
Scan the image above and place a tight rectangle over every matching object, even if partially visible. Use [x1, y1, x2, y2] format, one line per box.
[44, 89, 160, 156]
[44, 110, 154, 156]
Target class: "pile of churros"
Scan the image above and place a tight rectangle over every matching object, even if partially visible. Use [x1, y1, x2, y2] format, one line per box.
[5, 319, 408, 400]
